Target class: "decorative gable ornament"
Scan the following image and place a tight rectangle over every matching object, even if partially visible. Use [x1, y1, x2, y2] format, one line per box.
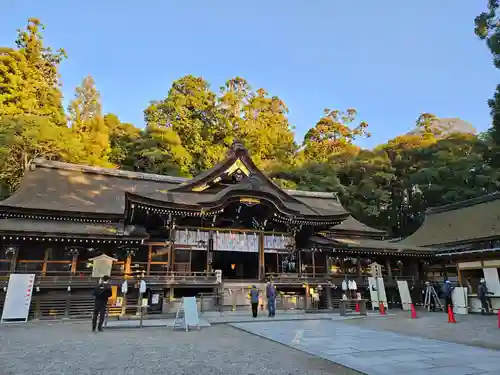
[89, 254, 117, 278]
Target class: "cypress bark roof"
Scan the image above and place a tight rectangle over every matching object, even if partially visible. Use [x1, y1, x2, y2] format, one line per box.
[396, 193, 500, 247]
[0, 142, 385, 235]
[0, 218, 146, 239]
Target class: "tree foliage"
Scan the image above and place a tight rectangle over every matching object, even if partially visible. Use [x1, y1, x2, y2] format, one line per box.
[0, 17, 499, 238]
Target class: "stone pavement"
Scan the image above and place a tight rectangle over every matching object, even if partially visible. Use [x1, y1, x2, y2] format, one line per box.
[104, 310, 389, 327]
[230, 320, 500, 375]
[0, 322, 360, 375]
[342, 310, 500, 350]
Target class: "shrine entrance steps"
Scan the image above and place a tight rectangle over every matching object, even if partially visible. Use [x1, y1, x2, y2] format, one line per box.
[221, 280, 265, 310]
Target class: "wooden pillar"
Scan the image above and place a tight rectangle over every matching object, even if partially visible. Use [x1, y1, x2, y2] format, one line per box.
[70, 250, 79, 275]
[8, 246, 19, 273]
[258, 233, 265, 280]
[171, 247, 175, 273]
[147, 245, 152, 276]
[312, 251, 316, 277]
[189, 249, 192, 273]
[356, 256, 361, 277]
[385, 258, 392, 278]
[276, 253, 279, 274]
[125, 252, 132, 278]
[41, 248, 49, 276]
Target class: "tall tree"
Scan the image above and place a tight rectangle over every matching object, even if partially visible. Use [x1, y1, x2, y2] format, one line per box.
[144, 75, 227, 173]
[68, 76, 111, 166]
[0, 18, 66, 124]
[303, 108, 370, 163]
[0, 115, 81, 192]
[103, 113, 141, 168]
[475, 0, 500, 68]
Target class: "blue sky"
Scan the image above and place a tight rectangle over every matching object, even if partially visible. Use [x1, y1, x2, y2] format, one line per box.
[1, 1, 498, 148]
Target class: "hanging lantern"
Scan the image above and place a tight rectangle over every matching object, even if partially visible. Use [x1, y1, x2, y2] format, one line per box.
[231, 264, 236, 270]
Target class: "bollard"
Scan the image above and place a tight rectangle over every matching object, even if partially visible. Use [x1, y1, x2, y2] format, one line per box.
[410, 304, 417, 319]
[339, 300, 347, 316]
[447, 305, 456, 324]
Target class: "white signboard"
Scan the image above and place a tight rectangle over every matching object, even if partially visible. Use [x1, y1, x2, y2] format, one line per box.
[368, 277, 388, 309]
[452, 287, 469, 315]
[483, 268, 500, 296]
[1, 273, 35, 323]
[182, 296, 200, 330]
[396, 280, 412, 310]
[90, 254, 117, 278]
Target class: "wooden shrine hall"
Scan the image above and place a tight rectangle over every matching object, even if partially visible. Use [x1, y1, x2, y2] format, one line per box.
[0, 141, 432, 318]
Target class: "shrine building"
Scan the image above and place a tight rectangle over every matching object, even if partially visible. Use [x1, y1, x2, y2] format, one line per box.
[0, 141, 432, 319]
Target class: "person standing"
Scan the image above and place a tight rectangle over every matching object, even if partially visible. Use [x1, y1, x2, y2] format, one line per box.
[442, 280, 454, 313]
[250, 285, 259, 318]
[478, 278, 493, 315]
[92, 275, 112, 332]
[266, 281, 276, 317]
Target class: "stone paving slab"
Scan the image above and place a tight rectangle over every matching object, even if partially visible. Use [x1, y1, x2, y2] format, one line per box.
[230, 320, 500, 375]
[105, 318, 212, 328]
[0, 323, 361, 374]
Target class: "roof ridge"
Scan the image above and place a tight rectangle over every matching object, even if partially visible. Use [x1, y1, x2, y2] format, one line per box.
[33, 159, 188, 183]
[426, 192, 500, 214]
[32, 159, 342, 199]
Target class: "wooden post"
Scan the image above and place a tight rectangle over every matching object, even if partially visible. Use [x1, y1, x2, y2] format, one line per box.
[147, 245, 152, 276]
[70, 250, 79, 275]
[8, 246, 19, 273]
[125, 253, 132, 278]
[258, 233, 265, 280]
[276, 253, 279, 273]
[356, 257, 361, 277]
[385, 258, 392, 279]
[41, 248, 49, 276]
[189, 249, 192, 273]
[312, 251, 316, 277]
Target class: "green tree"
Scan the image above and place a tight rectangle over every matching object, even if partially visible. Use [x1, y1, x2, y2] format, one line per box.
[68, 75, 111, 166]
[103, 113, 141, 167]
[303, 108, 370, 163]
[475, 0, 500, 68]
[0, 115, 81, 192]
[134, 123, 192, 176]
[0, 18, 66, 124]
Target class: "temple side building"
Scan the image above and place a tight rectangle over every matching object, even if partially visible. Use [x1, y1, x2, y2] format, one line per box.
[396, 193, 500, 312]
[0, 142, 431, 319]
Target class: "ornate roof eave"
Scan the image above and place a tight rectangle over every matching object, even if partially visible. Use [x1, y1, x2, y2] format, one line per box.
[126, 191, 349, 226]
[310, 236, 435, 257]
[1, 232, 144, 245]
[0, 206, 123, 223]
[323, 229, 386, 240]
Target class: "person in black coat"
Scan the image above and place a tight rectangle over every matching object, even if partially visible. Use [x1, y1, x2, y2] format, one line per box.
[92, 275, 112, 332]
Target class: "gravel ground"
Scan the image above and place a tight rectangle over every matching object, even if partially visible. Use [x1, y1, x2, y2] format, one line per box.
[0, 323, 362, 375]
[343, 310, 500, 350]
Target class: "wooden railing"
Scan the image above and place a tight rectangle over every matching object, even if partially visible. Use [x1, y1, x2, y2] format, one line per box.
[0, 270, 219, 288]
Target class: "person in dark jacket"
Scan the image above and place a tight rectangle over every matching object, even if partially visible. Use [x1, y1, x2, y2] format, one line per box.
[442, 280, 454, 313]
[478, 278, 493, 314]
[266, 281, 276, 317]
[249, 285, 259, 318]
[92, 275, 112, 332]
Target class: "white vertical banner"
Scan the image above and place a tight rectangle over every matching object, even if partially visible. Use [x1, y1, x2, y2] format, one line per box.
[396, 280, 412, 310]
[1, 273, 35, 323]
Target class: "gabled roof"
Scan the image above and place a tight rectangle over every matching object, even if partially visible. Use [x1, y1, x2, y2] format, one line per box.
[397, 192, 500, 247]
[127, 174, 348, 224]
[0, 142, 385, 234]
